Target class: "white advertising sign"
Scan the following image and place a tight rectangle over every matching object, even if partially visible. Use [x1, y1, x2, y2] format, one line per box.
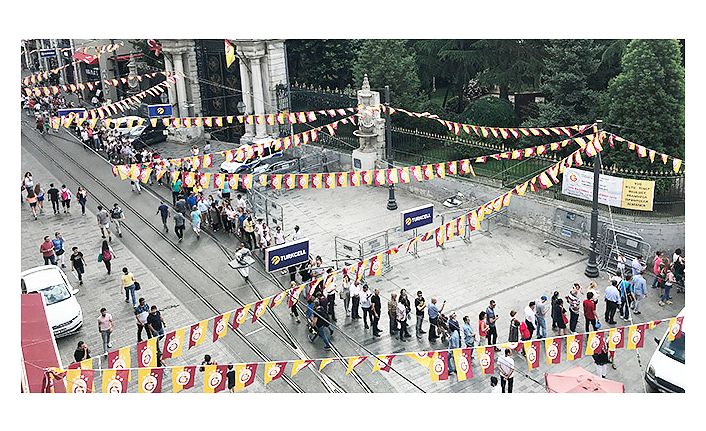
[561, 167, 623, 207]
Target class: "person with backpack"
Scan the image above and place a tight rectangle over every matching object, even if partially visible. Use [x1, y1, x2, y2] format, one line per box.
[618, 272, 634, 321]
[110, 203, 124, 238]
[52, 232, 66, 268]
[519, 319, 531, 342]
[120, 267, 137, 306]
[651, 251, 663, 289]
[96, 205, 112, 241]
[59, 185, 72, 213]
[76, 186, 88, 216]
[658, 258, 675, 306]
[99, 240, 116, 275]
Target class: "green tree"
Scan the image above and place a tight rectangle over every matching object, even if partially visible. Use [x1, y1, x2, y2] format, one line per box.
[352, 39, 424, 110]
[471, 40, 546, 101]
[462, 97, 518, 127]
[526, 40, 603, 126]
[605, 39, 685, 169]
[286, 40, 359, 89]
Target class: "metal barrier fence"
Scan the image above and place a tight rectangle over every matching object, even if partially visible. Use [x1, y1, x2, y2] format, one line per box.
[598, 226, 651, 275]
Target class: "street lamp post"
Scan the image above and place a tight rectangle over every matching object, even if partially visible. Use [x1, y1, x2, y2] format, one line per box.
[384, 85, 397, 210]
[584, 119, 603, 278]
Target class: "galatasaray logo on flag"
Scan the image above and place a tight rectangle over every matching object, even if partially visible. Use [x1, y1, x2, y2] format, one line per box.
[586, 331, 605, 355]
[252, 299, 269, 323]
[452, 348, 473, 381]
[609, 327, 625, 349]
[204, 365, 227, 393]
[172, 366, 196, 393]
[137, 339, 157, 368]
[213, 312, 231, 342]
[362, 170, 373, 185]
[235, 364, 258, 391]
[668, 317, 684, 341]
[264, 362, 287, 384]
[232, 304, 252, 330]
[545, 338, 561, 364]
[103, 369, 129, 393]
[429, 351, 449, 381]
[138, 368, 163, 393]
[163, 328, 184, 359]
[628, 324, 646, 350]
[66, 369, 94, 393]
[476, 347, 494, 375]
[189, 320, 207, 349]
[566, 334, 583, 360]
[524, 341, 540, 369]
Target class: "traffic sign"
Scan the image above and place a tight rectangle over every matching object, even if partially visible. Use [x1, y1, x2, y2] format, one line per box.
[147, 104, 173, 118]
[39, 49, 56, 58]
[265, 238, 310, 272]
[401, 204, 434, 232]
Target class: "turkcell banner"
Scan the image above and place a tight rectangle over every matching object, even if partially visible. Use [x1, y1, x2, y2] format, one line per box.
[561, 167, 655, 211]
[147, 104, 173, 118]
[39, 49, 56, 58]
[57, 108, 88, 118]
[265, 238, 310, 272]
[401, 204, 434, 232]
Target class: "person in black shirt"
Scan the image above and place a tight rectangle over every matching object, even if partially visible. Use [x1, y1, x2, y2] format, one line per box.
[312, 301, 332, 350]
[371, 288, 382, 337]
[414, 291, 427, 339]
[47, 183, 60, 214]
[146, 306, 165, 346]
[156, 202, 170, 233]
[69, 247, 86, 285]
[73, 341, 90, 363]
[226, 365, 236, 392]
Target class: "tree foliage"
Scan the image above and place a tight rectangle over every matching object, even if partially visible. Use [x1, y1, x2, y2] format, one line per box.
[605, 39, 685, 169]
[352, 39, 425, 110]
[462, 97, 518, 127]
[286, 39, 359, 89]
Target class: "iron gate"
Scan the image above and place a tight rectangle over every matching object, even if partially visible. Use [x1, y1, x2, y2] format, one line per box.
[246, 188, 285, 231]
[551, 207, 589, 247]
[598, 226, 651, 275]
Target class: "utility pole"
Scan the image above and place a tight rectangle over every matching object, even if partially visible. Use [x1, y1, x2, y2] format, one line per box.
[584, 119, 603, 278]
[384, 85, 397, 210]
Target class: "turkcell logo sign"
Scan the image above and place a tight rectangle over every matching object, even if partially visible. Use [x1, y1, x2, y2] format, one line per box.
[39, 49, 56, 58]
[57, 108, 88, 118]
[401, 204, 434, 232]
[265, 238, 310, 272]
[147, 104, 173, 118]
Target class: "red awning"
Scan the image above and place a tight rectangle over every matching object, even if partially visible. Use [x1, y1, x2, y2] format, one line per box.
[545, 366, 624, 393]
[21, 293, 65, 393]
[72, 51, 98, 65]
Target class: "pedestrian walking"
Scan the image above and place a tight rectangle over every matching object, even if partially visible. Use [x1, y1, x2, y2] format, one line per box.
[34, 183, 45, 214]
[39, 236, 56, 265]
[97, 307, 113, 354]
[497, 349, 515, 393]
[593, 340, 610, 378]
[59, 185, 72, 213]
[288, 281, 301, 323]
[478, 311, 489, 346]
[371, 288, 382, 337]
[535, 296, 548, 339]
[427, 297, 445, 342]
[550, 291, 560, 330]
[156, 201, 170, 232]
[173, 210, 186, 242]
[26, 189, 38, 220]
[340, 274, 351, 316]
[448, 316, 461, 373]
[134, 298, 151, 342]
[311, 300, 333, 350]
[486, 300, 499, 349]
[324, 269, 337, 322]
[509, 310, 520, 343]
[651, 251, 663, 289]
[631, 255, 646, 278]
[146, 305, 166, 348]
[47, 183, 60, 215]
[98, 240, 115, 275]
[414, 291, 426, 339]
[22, 172, 34, 194]
[73, 341, 91, 364]
[658, 258, 675, 306]
[462, 315, 476, 347]
[583, 292, 598, 332]
[350, 281, 361, 319]
[553, 298, 568, 335]
[360, 284, 372, 329]
[120, 267, 137, 306]
[619, 272, 634, 321]
[566, 284, 582, 333]
[190, 205, 201, 239]
[524, 301, 536, 338]
[96, 205, 112, 241]
[69, 247, 86, 285]
[76, 186, 88, 215]
[110, 204, 124, 238]
[171, 177, 182, 205]
[388, 293, 399, 335]
[632, 269, 647, 314]
[52, 232, 66, 268]
[604, 279, 621, 324]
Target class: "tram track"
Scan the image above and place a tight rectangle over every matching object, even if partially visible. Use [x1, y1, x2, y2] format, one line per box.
[22, 126, 344, 393]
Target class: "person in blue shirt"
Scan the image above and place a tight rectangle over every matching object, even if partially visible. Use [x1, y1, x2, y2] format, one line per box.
[190, 206, 201, 239]
[631, 269, 647, 315]
[52, 232, 66, 268]
[185, 192, 197, 211]
[221, 178, 231, 201]
[603, 279, 621, 324]
[156, 201, 170, 232]
[447, 316, 461, 373]
[427, 298, 445, 342]
[462, 315, 476, 347]
[619, 272, 634, 321]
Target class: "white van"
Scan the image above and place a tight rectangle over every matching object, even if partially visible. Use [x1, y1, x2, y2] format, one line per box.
[644, 308, 685, 392]
[21, 265, 83, 338]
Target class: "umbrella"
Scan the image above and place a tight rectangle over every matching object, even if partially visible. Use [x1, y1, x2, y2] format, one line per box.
[545, 366, 625, 393]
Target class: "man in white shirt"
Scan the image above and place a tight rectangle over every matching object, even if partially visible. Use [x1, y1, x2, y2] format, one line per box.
[359, 284, 373, 329]
[497, 349, 515, 393]
[490, 376, 501, 393]
[235, 194, 247, 211]
[273, 225, 285, 246]
[291, 225, 301, 242]
[631, 255, 646, 276]
[350, 281, 362, 319]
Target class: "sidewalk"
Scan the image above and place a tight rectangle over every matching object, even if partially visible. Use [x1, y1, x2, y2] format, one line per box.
[265, 183, 685, 392]
[21, 142, 267, 393]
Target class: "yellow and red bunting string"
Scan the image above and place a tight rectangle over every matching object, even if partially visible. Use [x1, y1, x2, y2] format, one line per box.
[22, 42, 122, 59]
[76, 105, 358, 131]
[378, 105, 592, 140]
[23, 71, 172, 97]
[55, 317, 677, 393]
[606, 132, 684, 174]
[22, 43, 124, 86]
[114, 133, 596, 190]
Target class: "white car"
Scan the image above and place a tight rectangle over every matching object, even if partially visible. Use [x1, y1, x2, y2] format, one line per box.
[644, 307, 685, 392]
[219, 144, 283, 174]
[21, 265, 83, 338]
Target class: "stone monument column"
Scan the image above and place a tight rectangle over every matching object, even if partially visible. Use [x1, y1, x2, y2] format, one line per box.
[238, 58, 256, 139]
[352, 74, 386, 171]
[250, 56, 268, 139]
[172, 51, 189, 117]
[164, 54, 177, 112]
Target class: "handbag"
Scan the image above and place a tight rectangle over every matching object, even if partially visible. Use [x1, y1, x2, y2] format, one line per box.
[595, 320, 602, 330]
[562, 313, 569, 324]
[56, 249, 65, 256]
[134, 281, 141, 291]
[97, 253, 103, 262]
